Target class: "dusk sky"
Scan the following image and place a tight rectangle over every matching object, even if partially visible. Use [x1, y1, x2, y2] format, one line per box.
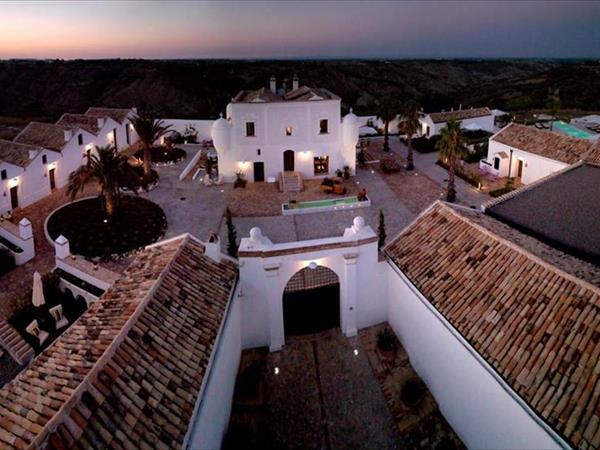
[1, 1, 599, 59]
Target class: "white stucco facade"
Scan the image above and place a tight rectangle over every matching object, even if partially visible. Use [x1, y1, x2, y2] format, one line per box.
[419, 112, 495, 138]
[238, 217, 387, 351]
[212, 91, 360, 182]
[386, 263, 564, 450]
[483, 139, 568, 184]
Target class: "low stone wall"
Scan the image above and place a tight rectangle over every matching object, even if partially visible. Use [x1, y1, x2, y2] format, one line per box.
[0, 218, 35, 265]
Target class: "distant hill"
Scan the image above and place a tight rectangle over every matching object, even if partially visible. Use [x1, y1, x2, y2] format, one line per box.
[1, 59, 599, 124]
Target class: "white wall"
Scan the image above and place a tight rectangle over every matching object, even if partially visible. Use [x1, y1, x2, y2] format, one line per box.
[386, 264, 562, 450]
[0, 218, 35, 265]
[162, 119, 214, 142]
[238, 220, 385, 351]
[486, 140, 568, 184]
[186, 293, 242, 450]
[420, 114, 495, 137]
[214, 99, 357, 181]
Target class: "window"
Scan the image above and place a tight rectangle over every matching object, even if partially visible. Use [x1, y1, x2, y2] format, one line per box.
[42, 155, 47, 164]
[257, 149, 261, 156]
[319, 119, 329, 134]
[77, 134, 83, 146]
[493, 157, 500, 171]
[246, 122, 255, 137]
[286, 127, 293, 136]
[1, 170, 6, 180]
[314, 156, 329, 175]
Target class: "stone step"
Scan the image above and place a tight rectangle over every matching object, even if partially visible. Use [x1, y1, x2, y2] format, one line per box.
[0, 318, 35, 366]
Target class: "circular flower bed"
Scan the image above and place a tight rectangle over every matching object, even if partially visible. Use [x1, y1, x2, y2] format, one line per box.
[120, 166, 159, 193]
[134, 146, 186, 165]
[47, 196, 167, 258]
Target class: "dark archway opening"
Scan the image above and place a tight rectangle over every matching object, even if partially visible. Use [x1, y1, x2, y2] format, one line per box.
[283, 266, 340, 336]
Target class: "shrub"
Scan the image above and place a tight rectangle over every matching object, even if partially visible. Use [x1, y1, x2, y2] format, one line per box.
[377, 327, 396, 352]
[437, 159, 481, 187]
[401, 379, 426, 408]
[225, 208, 238, 258]
[335, 168, 343, 178]
[233, 171, 247, 189]
[411, 135, 441, 153]
[377, 209, 386, 251]
[357, 147, 367, 166]
[343, 166, 351, 180]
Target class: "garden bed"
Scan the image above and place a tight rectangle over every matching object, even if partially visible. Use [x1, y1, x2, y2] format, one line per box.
[46, 195, 167, 258]
[134, 146, 186, 165]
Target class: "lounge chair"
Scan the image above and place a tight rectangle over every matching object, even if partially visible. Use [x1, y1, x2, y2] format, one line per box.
[49, 305, 68, 330]
[25, 320, 49, 346]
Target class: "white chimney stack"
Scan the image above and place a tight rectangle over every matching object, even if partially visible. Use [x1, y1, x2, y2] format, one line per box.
[63, 129, 73, 142]
[97, 117, 105, 128]
[459, 104, 462, 110]
[270, 76, 276, 93]
[292, 74, 299, 91]
[204, 232, 222, 262]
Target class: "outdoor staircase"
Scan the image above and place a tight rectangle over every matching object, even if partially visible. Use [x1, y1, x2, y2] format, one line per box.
[279, 171, 303, 192]
[0, 318, 34, 365]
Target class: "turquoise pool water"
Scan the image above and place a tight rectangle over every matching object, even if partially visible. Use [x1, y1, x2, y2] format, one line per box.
[283, 196, 359, 210]
[552, 121, 595, 139]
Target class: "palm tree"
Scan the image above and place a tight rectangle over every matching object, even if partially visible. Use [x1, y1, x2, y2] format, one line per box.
[402, 100, 420, 171]
[436, 120, 465, 203]
[67, 145, 141, 217]
[377, 98, 396, 152]
[130, 111, 171, 176]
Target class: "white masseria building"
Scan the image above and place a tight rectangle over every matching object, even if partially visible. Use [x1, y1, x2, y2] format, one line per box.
[419, 106, 495, 137]
[0, 107, 137, 214]
[481, 122, 597, 184]
[212, 76, 360, 182]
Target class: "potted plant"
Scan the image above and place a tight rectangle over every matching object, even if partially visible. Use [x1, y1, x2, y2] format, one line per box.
[343, 165, 351, 180]
[335, 168, 343, 178]
[377, 327, 396, 352]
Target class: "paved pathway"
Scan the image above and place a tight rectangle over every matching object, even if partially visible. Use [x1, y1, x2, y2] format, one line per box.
[140, 158, 232, 240]
[388, 136, 490, 208]
[226, 329, 401, 450]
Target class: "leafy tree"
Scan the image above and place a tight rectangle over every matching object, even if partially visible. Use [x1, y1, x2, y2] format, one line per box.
[378, 209, 386, 251]
[436, 120, 465, 203]
[67, 145, 141, 217]
[130, 111, 172, 176]
[225, 208, 238, 257]
[377, 98, 396, 153]
[402, 100, 420, 171]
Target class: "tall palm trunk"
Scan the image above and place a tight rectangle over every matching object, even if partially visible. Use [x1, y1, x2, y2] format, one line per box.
[383, 121, 390, 152]
[104, 191, 117, 217]
[447, 155, 457, 203]
[143, 144, 152, 176]
[406, 135, 414, 170]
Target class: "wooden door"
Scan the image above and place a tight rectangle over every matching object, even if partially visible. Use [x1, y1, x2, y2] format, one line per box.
[283, 150, 295, 172]
[253, 162, 265, 182]
[49, 168, 56, 190]
[517, 159, 524, 178]
[9, 186, 18, 209]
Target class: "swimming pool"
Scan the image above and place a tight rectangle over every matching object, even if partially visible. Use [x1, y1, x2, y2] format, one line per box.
[552, 121, 596, 139]
[282, 196, 371, 215]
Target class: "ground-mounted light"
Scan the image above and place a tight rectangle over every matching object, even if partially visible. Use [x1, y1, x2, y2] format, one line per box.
[353, 349, 359, 356]
[274, 367, 280, 375]
[308, 261, 318, 270]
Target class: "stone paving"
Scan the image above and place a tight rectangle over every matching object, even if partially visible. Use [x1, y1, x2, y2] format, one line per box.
[224, 328, 401, 450]
[225, 326, 463, 449]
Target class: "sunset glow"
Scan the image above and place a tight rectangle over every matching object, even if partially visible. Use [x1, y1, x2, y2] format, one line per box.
[1, 0, 599, 59]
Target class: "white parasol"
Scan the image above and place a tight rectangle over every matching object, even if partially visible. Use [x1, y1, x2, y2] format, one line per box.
[32, 271, 45, 307]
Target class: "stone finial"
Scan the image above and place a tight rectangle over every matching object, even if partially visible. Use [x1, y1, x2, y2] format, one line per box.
[352, 216, 365, 233]
[18, 218, 32, 240]
[55, 235, 70, 259]
[249, 227, 263, 242]
[205, 232, 221, 262]
[219, 112, 223, 118]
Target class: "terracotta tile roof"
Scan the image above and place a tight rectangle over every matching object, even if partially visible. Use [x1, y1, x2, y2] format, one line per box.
[491, 123, 596, 164]
[0, 139, 40, 168]
[427, 107, 491, 124]
[85, 107, 132, 123]
[56, 113, 100, 134]
[585, 143, 600, 166]
[386, 202, 600, 449]
[0, 235, 237, 449]
[13, 122, 69, 152]
[232, 86, 339, 103]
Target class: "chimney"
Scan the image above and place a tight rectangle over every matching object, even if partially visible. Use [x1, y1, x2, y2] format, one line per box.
[204, 232, 222, 262]
[269, 76, 276, 93]
[55, 235, 70, 259]
[292, 74, 299, 91]
[451, 107, 454, 112]
[459, 104, 462, 110]
[97, 117, 105, 128]
[64, 129, 73, 142]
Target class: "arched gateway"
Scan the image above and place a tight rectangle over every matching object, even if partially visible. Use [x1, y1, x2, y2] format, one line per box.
[238, 217, 384, 351]
[283, 265, 340, 335]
